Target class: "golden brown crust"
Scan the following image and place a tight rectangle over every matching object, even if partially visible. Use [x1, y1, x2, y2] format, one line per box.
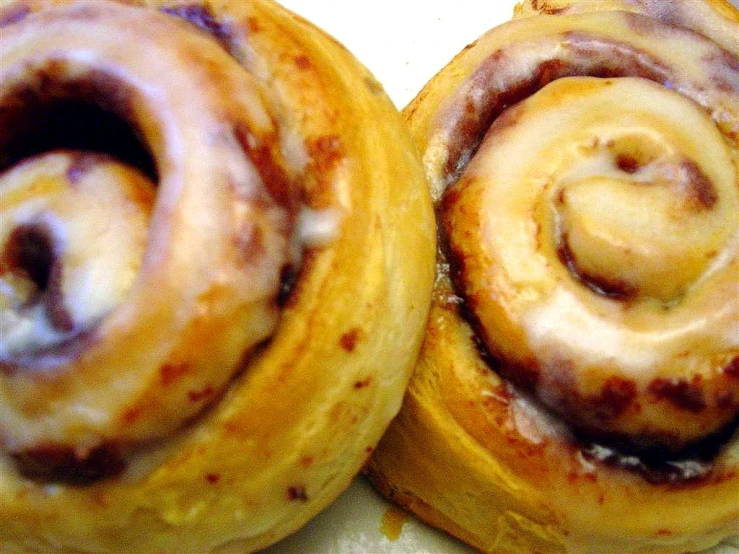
[0, 0, 436, 552]
[368, 2, 739, 553]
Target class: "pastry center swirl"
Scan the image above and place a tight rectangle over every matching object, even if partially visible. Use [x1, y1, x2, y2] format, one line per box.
[548, 89, 730, 303]
[442, 76, 739, 452]
[0, 2, 297, 462]
[0, 153, 154, 358]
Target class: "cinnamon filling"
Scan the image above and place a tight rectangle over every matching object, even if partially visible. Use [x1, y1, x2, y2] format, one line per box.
[0, 223, 73, 336]
[12, 443, 126, 485]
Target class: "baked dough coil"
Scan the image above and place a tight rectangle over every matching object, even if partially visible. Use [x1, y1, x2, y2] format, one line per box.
[367, 2, 739, 553]
[0, 1, 435, 552]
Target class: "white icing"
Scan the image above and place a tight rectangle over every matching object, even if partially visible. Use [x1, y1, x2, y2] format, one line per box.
[509, 389, 571, 444]
[281, 127, 310, 174]
[0, 306, 71, 359]
[521, 284, 739, 381]
[297, 206, 343, 248]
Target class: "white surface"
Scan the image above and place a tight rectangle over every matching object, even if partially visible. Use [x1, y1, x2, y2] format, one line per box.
[267, 1, 739, 553]
[264, 478, 472, 554]
[277, 0, 515, 110]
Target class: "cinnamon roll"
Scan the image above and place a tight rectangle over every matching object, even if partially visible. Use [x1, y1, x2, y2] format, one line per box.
[367, 2, 739, 553]
[0, 1, 435, 552]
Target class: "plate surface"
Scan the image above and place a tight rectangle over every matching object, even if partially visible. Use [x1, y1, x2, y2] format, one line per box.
[269, 1, 739, 552]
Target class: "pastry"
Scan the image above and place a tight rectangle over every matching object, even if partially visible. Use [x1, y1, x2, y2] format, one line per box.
[367, 2, 739, 553]
[0, 0, 436, 551]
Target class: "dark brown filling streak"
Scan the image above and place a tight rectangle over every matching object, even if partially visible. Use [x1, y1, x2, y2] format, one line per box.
[435, 29, 739, 484]
[11, 443, 126, 486]
[556, 232, 639, 301]
[277, 264, 301, 307]
[1, 223, 73, 332]
[578, 420, 739, 485]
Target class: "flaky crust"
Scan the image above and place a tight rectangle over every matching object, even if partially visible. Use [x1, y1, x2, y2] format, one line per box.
[0, 1, 435, 552]
[367, 2, 739, 553]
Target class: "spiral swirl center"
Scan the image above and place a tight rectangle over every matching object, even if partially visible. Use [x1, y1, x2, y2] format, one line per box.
[0, 152, 154, 359]
[554, 127, 730, 303]
[442, 76, 739, 450]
